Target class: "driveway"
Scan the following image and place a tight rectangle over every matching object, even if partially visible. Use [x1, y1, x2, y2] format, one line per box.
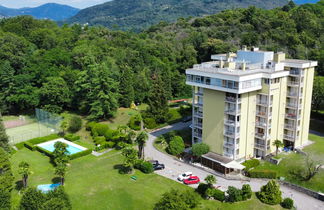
[145, 122, 324, 210]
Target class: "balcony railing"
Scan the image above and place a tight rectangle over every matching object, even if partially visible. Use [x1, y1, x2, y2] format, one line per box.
[195, 92, 203, 96]
[257, 100, 273, 106]
[193, 102, 203, 107]
[255, 133, 270, 140]
[256, 111, 271, 118]
[224, 131, 238, 138]
[224, 142, 239, 150]
[286, 103, 298, 108]
[254, 143, 266, 150]
[225, 97, 241, 103]
[255, 121, 267, 128]
[283, 134, 295, 141]
[194, 111, 203, 118]
[287, 92, 302, 97]
[224, 120, 239, 127]
[285, 113, 299, 119]
[287, 81, 300, 86]
[194, 122, 203, 128]
[224, 151, 234, 159]
[225, 109, 241, 115]
[193, 132, 202, 138]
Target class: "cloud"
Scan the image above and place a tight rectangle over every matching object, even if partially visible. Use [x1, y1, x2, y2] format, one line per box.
[0, 0, 111, 9]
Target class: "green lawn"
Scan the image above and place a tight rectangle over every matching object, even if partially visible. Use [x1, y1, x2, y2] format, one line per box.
[11, 149, 281, 210]
[253, 134, 324, 192]
[309, 119, 324, 134]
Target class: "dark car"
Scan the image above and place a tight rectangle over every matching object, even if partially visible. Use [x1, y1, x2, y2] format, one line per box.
[148, 160, 165, 170]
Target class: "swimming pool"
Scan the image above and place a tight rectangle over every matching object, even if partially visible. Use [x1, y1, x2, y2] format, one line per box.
[37, 139, 87, 155]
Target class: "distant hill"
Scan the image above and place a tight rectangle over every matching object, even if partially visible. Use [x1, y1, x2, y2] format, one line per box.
[0, 3, 79, 21]
[67, 0, 288, 31]
[294, 0, 320, 4]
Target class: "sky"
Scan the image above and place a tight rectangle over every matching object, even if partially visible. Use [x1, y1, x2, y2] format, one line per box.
[0, 0, 112, 9]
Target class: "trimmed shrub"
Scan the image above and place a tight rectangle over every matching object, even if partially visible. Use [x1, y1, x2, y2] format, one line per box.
[242, 184, 252, 200]
[85, 121, 96, 131]
[128, 114, 142, 130]
[243, 159, 260, 171]
[257, 180, 282, 205]
[143, 117, 157, 129]
[192, 143, 209, 157]
[24, 142, 35, 151]
[93, 136, 106, 145]
[226, 186, 243, 203]
[94, 141, 114, 151]
[248, 169, 277, 179]
[206, 188, 225, 202]
[196, 183, 209, 198]
[167, 108, 182, 123]
[67, 115, 82, 133]
[281, 198, 294, 209]
[106, 141, 115, 148]
[115, 142, 129, 150]
[92, 123, 109, 136]
[134, 160, 154, 174]
[69, 149, 92, 160]
[104, 129, 120, 142]
[64, 134, 80, 142]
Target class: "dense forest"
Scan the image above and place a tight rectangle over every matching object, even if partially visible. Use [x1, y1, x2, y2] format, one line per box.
[66, 0, 288, 31]
[0, 1, 324, 120]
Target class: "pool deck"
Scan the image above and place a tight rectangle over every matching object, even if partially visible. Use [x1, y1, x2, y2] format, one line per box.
[37, 138, 87, 152]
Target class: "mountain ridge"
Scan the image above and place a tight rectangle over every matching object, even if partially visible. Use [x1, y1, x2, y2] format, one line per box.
[67, 0, 289, 31]
[0, 3, 79, 21]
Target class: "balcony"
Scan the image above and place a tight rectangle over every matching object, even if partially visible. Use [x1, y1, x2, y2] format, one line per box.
[225, 96, 241, 103]
[257, 100, 273, 106]
[224, 142, 239, 150]
[255, 133, 270, 140]
[195, 92, 203, 96]
[255, 121, 269, 128]
[285, 113, 299, 120]
[286, 103, 298, 109]
[224, 151, 234, 159]
[254, 143, 266, 150]
[256, 111, 271, 118]
[283, 134, 295, 141]
[194, 111, 203, 118]
[193, 102, 203, 107]
[224, 131, 238, 138]
[193, 122, 203, 128]
[288, 81, 303, 87]
[287, 92, 302, 98]
[225, 109, 241, 115]
[224, 120, 239, 127]
[193, 132, 202, 139]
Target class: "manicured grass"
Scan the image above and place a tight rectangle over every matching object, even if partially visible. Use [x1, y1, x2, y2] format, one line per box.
[253, 134, 324, 192]
[102, 107, 141, 129]
[10, 149, 280, 210]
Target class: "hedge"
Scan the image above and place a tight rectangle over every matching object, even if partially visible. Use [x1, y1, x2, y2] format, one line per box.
[281, 198, 294, 209]
[134, 160, 154, 174]
[24, 142, 35, 151]
[248, 169, 277, 179]
[35, 146, 53, 158]
[69, 149, 92, 160]
[15, 142, 25, 150]
[64, 134, 80, 142]
[28, 134, 60, 145]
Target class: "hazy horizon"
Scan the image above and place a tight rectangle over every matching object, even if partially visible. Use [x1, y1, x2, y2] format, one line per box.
[0, 0, 112, 9]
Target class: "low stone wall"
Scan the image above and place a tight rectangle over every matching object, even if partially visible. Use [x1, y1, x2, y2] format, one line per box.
[279, 181, 324, 201]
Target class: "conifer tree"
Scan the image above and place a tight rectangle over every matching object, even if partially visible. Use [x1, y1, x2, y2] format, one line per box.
[118, 65, 134, 108]
[147, 73, 169, 123]
[0, 115, 10, 152]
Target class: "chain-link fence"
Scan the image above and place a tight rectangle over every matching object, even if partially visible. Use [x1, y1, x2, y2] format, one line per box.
[7, 109, 62, 145]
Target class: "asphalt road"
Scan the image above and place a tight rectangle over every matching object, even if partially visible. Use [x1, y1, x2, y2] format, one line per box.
[144, 122, 324, 210]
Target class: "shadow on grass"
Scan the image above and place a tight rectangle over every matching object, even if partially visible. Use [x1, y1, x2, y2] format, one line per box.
[52, 177, 61, 184]
[114, 164, 132, 174]
[15, 180, 24, 191]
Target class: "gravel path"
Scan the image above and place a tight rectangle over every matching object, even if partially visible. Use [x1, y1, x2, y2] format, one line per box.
[145, 122, 324, 210]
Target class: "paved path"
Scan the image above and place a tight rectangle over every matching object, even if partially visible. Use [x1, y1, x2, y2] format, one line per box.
[145, 122, 324, 210]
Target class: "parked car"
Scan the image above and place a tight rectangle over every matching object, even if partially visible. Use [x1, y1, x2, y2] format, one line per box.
[178, 172, 193, 181]
[153, 163, 165, 170]
[183, 176, 200, 185]
[148, 160, 165, 170]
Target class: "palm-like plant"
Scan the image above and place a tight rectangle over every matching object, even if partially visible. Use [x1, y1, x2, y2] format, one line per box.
[55, 162, 67, 185]
[272, 140, 284, 156]
[204, 175, 216, 187]
[18, 161, 31, 188]
[135, 131, 148, 159]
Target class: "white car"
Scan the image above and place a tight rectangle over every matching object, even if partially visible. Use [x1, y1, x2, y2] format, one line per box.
[178, 172, 193, 181]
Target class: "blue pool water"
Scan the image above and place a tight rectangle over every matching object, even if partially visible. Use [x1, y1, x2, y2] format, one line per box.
[37, 183, 61, 193]
[40, 141, 83, 154]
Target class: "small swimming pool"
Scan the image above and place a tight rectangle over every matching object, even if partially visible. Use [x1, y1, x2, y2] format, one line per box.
[37, 183, 61, 193]
[37, 139, 87, 155]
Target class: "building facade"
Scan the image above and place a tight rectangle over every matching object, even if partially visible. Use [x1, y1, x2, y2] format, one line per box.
[186, 48, 317, 173]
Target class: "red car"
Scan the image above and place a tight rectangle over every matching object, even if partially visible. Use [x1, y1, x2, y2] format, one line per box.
[183, 176, 200, 185]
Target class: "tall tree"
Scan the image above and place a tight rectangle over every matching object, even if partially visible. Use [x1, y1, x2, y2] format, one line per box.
[0, 61, 14, 112]
[18, 161, 31, 188]
[147, 73, 169, 123]
[118, 65, 134, 108]
[312, 76, 324, 112]
[135, 131, 148, 159]
[0, 148, 13, 209]
[0, 115, 10, 152]
[75, 62, 118, 120]
[121, 147, 138, 173]
[52, 141, 69, 165]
